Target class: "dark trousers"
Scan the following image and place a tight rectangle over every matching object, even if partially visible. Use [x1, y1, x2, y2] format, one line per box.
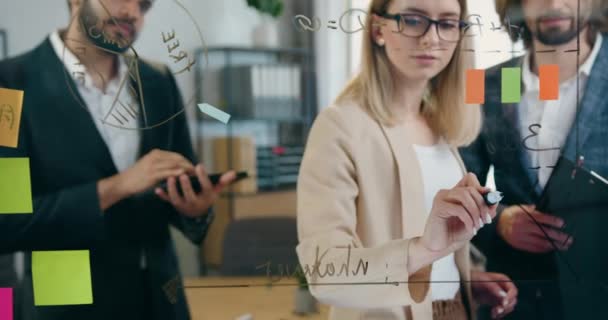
[23, 268, 157, 320]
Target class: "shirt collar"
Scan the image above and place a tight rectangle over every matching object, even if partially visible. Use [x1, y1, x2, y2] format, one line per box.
[49, 30, 130, 93]
[580, 33, 603, 76]
[522, 33, 603, 92]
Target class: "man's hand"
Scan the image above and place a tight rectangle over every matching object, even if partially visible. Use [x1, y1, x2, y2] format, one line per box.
[471, 271, 518, 319]
[497, 205, 572, 253]
[154, 164, 236, 218]
[120, 149, 195, 195]
[98, 149, 195, 211]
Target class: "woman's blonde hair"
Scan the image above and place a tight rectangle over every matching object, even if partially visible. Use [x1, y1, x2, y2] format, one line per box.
[335, 0, 481, 147]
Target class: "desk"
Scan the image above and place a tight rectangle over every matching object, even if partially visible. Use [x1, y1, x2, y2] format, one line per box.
[184, 277, 329, 320]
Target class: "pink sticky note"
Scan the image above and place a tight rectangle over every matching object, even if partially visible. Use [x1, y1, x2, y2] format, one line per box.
[0, 288, 13, 320]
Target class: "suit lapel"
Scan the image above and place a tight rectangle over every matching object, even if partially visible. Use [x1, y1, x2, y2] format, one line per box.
[562, 37, 608, 161]
[486, 57, 539, 195]
[35, 38, 118, 176]
[379, 123, 428, 239]
[505, 101, 540, 194]
[132, 59, 171, 158]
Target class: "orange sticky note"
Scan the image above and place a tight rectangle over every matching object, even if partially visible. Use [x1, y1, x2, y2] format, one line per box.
[539, 65, 559, 100]
[0, 88, 24, 148]
[466, 69, 485, 104]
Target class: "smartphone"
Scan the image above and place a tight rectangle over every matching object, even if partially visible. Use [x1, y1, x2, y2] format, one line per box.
[159, 171, 249, 194]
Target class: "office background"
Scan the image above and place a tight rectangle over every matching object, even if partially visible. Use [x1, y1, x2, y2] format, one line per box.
[0, 0, 519, 318]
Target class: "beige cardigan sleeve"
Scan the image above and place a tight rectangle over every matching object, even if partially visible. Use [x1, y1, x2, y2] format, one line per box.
[296, 107, 431, 309]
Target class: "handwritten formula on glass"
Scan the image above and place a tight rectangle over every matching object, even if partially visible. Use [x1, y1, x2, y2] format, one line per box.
[293, 10, 518, 36]
[293, 10, 527, 45]
[67, 43, 142, 127]
[162, 30, 196, 76]
[256, 245, 399, 286]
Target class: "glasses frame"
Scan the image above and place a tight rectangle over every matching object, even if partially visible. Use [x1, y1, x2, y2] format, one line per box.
[379, 13, 470, 43]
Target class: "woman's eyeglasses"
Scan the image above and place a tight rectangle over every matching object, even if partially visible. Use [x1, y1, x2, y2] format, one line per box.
[379, 13, 470, 42]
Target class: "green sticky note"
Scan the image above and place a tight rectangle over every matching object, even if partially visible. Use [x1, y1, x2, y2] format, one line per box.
[502, 67, 522, 103]
[32, 250, 93, 306]
[0, 158, 33, 214]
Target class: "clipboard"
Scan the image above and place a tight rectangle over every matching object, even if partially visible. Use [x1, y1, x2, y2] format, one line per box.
[535, 157, 608, 303]
[537, 156, 608, 215]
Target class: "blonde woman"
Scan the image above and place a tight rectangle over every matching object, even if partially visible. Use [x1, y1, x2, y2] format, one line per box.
[296, 0, 518, 319]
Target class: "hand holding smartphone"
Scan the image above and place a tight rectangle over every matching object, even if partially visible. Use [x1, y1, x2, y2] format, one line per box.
[158, 171, 249, 195]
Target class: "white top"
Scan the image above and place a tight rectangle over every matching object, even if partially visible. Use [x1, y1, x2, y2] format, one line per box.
[520, 34, 603, 189]
[412, 141, 462, 301]
[50, 31, 146, 268]
[49, 31, 141, 172]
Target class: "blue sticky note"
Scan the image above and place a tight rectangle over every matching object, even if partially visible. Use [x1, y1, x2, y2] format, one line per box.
[198, 103, 231, 124]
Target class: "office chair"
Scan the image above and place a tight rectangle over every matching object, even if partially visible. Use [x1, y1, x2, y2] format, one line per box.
[220, 217, 299, 276]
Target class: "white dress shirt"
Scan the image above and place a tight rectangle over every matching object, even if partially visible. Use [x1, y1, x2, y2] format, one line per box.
[50, 31, 146, 267]
[50, 31, 141, 172]
[520, 34, 603, 189]
[413, 141, 462, 301]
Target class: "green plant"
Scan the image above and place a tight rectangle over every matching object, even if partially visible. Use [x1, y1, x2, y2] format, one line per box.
[246, 0, 284, 18]
[294, 267, 309, 289]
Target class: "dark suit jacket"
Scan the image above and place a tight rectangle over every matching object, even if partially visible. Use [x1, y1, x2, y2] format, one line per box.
[0, 254, 19, 320]
[0, 38, 212, 320]
[461, 34, 608, 319]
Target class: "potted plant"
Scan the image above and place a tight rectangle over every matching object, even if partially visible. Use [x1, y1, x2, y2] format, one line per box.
[293, 268, 318, 315]
[246, 0, 284, 18]
[246, 0, 284, 47]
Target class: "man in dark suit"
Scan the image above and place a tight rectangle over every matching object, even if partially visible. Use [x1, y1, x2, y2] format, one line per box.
[461, 0, 608, 319]
[0, 0, 235, 319]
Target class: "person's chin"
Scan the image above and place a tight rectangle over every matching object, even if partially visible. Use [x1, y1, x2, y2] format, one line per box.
[403, 71, 439, 83]
[535, 18, 581, 46]
[537, 29, 579, 46]
[407, 65, 442, 80]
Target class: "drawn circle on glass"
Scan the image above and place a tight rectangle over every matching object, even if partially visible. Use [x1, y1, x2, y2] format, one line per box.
[61, 0, 208, 131]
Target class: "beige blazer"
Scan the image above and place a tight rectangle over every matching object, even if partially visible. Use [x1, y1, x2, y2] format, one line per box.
[296, 102, 475, 320]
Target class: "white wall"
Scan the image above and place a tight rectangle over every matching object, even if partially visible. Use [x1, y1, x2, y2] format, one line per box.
[0, 1, 68, 57]
[314, 0, 350, 110]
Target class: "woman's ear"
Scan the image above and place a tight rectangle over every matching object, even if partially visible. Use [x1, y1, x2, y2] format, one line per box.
[371, 14, 386, 46]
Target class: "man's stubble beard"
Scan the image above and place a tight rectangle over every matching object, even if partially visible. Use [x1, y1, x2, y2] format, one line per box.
[78, 0, 133, 54]
[534, 17, 584, 46]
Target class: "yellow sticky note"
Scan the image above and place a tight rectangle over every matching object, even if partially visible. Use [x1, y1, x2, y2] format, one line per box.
[0, 88, 24, 148]
[32, 250, 93, 306]
[0, 158, 33, 214]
